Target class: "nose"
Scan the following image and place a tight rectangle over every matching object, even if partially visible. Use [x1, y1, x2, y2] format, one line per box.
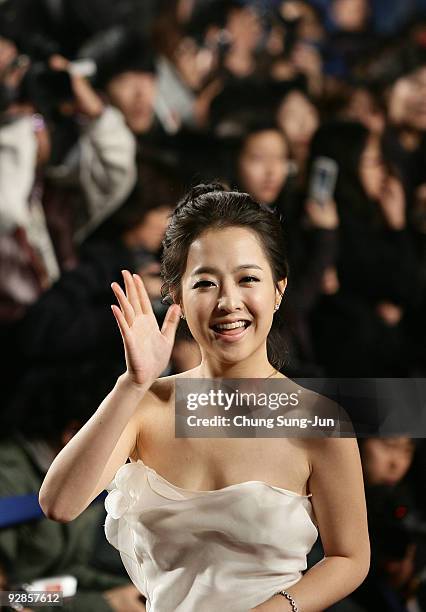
[265, 163, 274, 177]
[388, 454, 403, 475]
[217, 283, 243, 312]
[217, 296, 243, 312]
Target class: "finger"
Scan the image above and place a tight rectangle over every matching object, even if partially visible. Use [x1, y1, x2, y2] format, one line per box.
[161, 304, 181, 344]
[49, 54, 69, 71]
[123, 270, 142, 315]
[111, 305, 131, 342]
[134, 273, 154, 314]
[111, 282, 135, 326]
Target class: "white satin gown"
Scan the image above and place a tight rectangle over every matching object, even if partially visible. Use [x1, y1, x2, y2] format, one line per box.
[104, 458, 318, 611]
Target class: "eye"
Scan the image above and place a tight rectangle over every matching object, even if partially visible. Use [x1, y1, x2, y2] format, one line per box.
[241, 276, 260, 283]
[193, 280, 216, 289]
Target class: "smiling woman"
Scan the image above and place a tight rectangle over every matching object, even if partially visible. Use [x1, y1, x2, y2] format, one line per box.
[39, 183, 370, 612]
[161, 183, 288, 373]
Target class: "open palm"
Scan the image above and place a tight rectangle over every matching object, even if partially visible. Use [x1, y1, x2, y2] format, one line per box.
[111, 270, 181, 385]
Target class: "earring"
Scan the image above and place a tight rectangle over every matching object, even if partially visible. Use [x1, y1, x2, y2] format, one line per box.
[274, 303, 280, 312]
[180, 313, 186, 320]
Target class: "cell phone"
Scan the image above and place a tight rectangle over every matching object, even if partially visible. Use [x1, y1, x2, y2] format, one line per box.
[69, 59, 97, 78]
[308, 156, 338, 205]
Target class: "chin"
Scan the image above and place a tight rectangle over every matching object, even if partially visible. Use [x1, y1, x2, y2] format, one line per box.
[259, 192, 279, 205]
[128, 115, 154, 134]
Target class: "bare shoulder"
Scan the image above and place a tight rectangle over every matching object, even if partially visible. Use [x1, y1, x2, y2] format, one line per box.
[147, 367, 201, 402]
[306, 437, 361, 473]
[129, 368, 200, 462]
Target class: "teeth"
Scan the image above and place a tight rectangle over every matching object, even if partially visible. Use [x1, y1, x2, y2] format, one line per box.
[215, 321, 247, 330]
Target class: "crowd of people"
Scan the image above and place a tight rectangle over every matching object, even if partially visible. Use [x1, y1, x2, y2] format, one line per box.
[0, 0, 426, 610]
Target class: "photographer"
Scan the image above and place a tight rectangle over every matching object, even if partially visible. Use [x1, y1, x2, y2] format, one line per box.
[13, 162, 181, 374]
[0, 39, 136, 321]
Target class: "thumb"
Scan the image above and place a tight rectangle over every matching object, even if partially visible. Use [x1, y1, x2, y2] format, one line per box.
[49, 54, 70, 71]
[161, 304, 182, 344]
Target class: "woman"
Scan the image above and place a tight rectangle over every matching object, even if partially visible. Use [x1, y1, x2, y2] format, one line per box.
[39, 184, 370, 611]
[308, 121, 417, 376]
[235, 122, 290, 209]
[275, 88, 319, 187]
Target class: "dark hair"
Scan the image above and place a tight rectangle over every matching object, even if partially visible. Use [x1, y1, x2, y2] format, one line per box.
[237, 119, 289, 153]
[79, 27, 156, 90]
[86, 160, 184, 241]
[161, 183, 289, 369]
[4, 362, 120, 446]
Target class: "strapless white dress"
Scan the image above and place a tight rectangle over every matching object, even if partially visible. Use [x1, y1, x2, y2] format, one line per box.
[104, 459, 318, 612]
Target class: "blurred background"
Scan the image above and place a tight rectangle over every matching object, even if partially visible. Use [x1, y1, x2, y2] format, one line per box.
[0, 0, 426, 610]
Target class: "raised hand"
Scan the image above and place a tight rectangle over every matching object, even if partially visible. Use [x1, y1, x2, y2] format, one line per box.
[305, 198, 339, 230]
[49, 54, 104, 119]
[111, 270, 181, 385]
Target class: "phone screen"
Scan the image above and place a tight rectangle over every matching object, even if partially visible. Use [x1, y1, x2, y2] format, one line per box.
[309, 157, 339, 205]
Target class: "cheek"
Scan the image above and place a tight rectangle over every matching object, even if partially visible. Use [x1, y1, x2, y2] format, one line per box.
[139, 82, 156, 105]
[398, 456, 411, 474]
[248, 292, 274, 323]
[366, 449, 385, 474]
[110, 88, 131, 111]
[275, 161, 287, 180]
[184, 291, 215, 322]
[307, 115, 319, 137]
[240, 160, 259, 183]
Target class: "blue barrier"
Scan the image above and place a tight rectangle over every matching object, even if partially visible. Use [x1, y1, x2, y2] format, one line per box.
[0, 491, 107, 528]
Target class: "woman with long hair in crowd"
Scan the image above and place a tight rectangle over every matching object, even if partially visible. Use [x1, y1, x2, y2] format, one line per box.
[309, 121, 418, 376]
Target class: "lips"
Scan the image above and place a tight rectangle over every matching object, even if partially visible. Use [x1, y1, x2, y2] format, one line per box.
[210, 320, 252, 342]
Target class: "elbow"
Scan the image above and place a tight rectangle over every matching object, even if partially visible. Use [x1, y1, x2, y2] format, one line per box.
[354, 545, 371, 587]
[38, 491, 76, 523]
[361, 549, 371, 582]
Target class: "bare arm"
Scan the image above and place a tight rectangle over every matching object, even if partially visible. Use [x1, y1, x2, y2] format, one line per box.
[39, 373, 151, 522]
[39, 270, 181, 523]
[253, 438, 370, 611]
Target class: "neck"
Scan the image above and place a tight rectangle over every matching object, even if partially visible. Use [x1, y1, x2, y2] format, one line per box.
[194, 345, 280, 379]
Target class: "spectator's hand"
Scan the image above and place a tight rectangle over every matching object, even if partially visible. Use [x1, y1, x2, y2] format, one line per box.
[305, 199, 339, 230]
[103, 584, 146, 612]
[111, 270, 181, 385]
[193, 78, 223, 128]
[376, 301, 403, 326]
[378, 176, 406, 230]
[137, 260, 162, 300]
[49, 54, 104, 119]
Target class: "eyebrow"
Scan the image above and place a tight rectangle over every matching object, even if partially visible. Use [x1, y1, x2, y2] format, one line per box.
[191, 264, 263, 277]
